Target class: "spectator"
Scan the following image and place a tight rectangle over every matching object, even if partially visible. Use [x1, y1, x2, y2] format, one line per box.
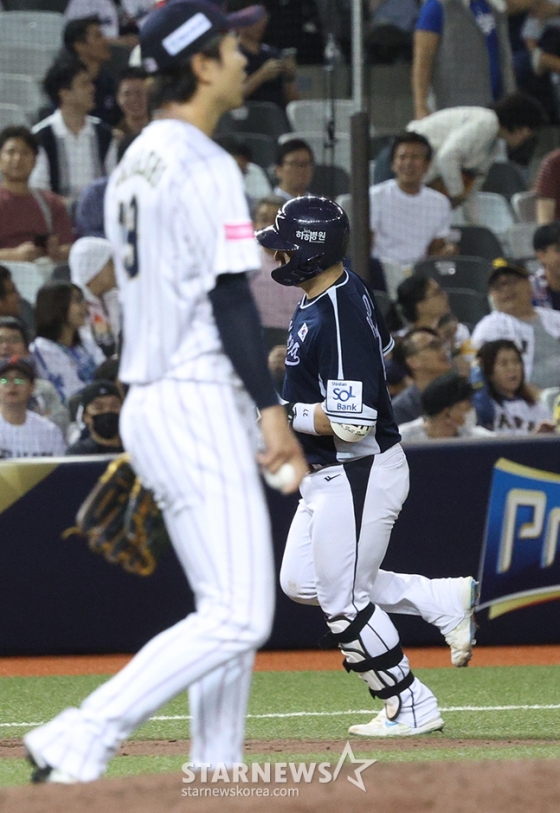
[532, 222, 560, 308]
[274, 138, 314, 201]
[533, 147, 560, 223]
[399, 370, 494, 441]
[69, 236, 120, 357]
[31, 56, 118, 208]
[370, 132, 456, 269]
[412, 0, 515, 120]
[0, 126, 74, 266]
[229, 1, 299, 108]
[214, 135, 271, 206]
[65, 0, 122, 39]
[471, 261, 560, 389]
[64, 0, 154, 42]
[0, 356, 66, 459]
[31, 281, 105, 403]
[473, 339, 553, 434]
[391, 326, 453, 424]
[250, 195, 302, 348]
[391, 94, 545, 215]
[63, 16, 120, 126]
[0, 316, 69, 435]
[75, 133, 137, 238]
[393, 275, 467, 337]
[114, 67, 150, 137]
[0, 266, 34, 340]
[66, 379, 124, 454]
[437, 311, 476, 376]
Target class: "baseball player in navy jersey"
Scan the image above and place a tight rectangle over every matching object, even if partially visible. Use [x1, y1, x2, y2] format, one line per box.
[24, 0, 307, 783]
[257, 197, 476, 737]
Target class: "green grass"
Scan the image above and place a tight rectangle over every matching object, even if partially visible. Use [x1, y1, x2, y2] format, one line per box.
[1, 665, 560, 786]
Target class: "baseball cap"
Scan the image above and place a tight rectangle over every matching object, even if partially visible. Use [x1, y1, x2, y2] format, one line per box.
[80, 380, 122, 410]
[0, 355, 35, 382]
[533, 222, 560, 252]
[487, 259, 529, 290]
[69, 237, 113, 290]
[140, 0, 266, 73]
[421, 371, 473, 417]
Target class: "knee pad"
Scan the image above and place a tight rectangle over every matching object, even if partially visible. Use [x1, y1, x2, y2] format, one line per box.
[326, 603, 414, 718]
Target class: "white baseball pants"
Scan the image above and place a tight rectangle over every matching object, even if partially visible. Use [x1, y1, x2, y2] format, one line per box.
[25, 380, 274, 781]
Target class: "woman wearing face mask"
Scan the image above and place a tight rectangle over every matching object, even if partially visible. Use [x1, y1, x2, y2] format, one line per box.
[31, 282, 106, 403]
[66, 379, 124, 455]
[473, 340, 554, 435]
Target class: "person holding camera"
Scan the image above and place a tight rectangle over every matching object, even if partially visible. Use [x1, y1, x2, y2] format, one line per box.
[0, 126, 75, 265]
[230, 1, 299, 108]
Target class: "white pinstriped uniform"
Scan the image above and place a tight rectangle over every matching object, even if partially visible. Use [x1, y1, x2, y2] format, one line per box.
[24, 119, 275, 780]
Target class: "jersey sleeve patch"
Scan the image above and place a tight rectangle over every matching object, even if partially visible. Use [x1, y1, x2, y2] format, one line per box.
[325, 379, 363, 416]
[224, 222, 255, 240]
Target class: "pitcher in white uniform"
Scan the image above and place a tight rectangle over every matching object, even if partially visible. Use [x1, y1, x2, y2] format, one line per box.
[24, 0, 307, 783]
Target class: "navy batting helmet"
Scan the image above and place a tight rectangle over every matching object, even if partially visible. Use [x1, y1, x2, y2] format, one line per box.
[255, 196, 350, 286]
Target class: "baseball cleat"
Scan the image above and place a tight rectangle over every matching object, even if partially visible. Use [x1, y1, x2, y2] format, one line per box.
[445, 577, 479, 667]
[26, 749, 79, 784]
[348, 714, 444, 738]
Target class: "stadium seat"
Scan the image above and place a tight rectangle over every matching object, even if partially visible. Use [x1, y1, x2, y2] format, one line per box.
[413, 256, 493, 295]
[225, 101, 291, 139]
[474, 192, 516, 235]
[310, 164, 350, 197]
[238, 133, 277, 170]
[0, 74, 44, 123]
[446, 288, 490, 330]
[335, 193, 352, 232]
[286, 99, 354, 135]
[504, 222, 538, 262]
[481, 162, 527, 201]
[3, 261, 52, 304]
[380, 257, 408, 301]
[0, 103, 29, 129]
[511, 191, 537, 223]
[0, 43, 58, 79]
[0, 11, 64, 50]
[278, 131, 351, 174]
[456, 225, 504, 262]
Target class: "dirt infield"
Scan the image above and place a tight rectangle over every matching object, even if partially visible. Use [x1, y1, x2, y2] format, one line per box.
[1, 645, 560, 677]
[1, 760, 560, 813]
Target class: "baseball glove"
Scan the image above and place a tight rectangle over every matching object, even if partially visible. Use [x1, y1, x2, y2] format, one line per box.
[74, 454, 170, 576]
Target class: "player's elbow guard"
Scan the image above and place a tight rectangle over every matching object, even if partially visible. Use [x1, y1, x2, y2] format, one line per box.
[330, 421, 374, 442]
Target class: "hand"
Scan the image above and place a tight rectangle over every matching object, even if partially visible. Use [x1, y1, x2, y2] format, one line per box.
[259, 58, 283, 82]
[268, 344, 287, 378]
[281, 55, 297, 79]
[46, 234, 61, 261]
[13, 241, 43, 262]
[258, 404, 308, 494]
[535, 420, 556, 434]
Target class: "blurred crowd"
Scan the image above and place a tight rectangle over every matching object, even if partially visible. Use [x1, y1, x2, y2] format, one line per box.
[1, 0, 560, 460]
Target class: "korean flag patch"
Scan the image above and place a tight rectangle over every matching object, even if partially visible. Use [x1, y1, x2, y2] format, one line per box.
[298, 323, 308, 342]
[326, 380, 363, 415]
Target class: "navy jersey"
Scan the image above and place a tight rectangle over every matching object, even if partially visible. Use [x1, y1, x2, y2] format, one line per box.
[282, 269, 401, 467]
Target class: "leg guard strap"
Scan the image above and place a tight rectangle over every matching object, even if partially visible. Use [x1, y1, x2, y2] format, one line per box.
[319, 603, 376, 650]
[343, 643, 404, 674]
[369, 670, 415, 700]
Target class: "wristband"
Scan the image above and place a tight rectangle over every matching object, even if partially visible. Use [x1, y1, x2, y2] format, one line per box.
[286, 402, 319, 435]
